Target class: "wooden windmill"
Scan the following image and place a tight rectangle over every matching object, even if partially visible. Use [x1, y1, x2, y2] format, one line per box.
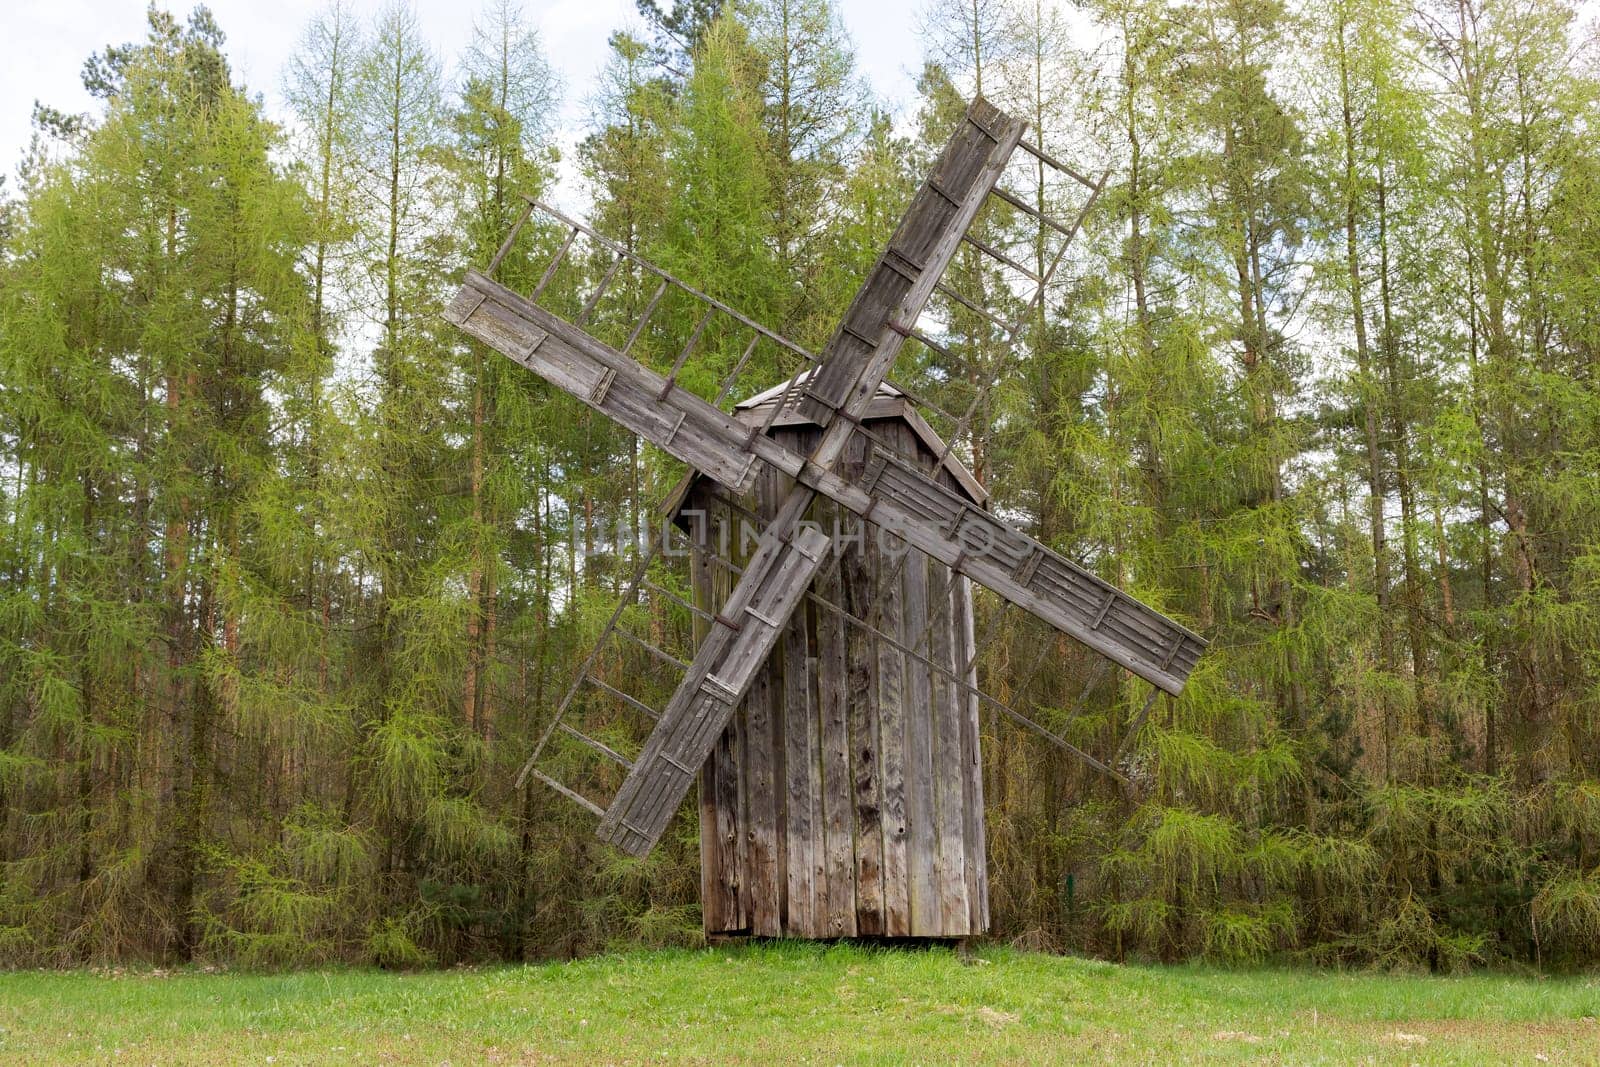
[444, 97, 1206, 939]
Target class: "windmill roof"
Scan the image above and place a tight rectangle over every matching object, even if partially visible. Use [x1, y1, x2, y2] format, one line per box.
[732, 369, 905, 410]
[663, 372, 988, 519]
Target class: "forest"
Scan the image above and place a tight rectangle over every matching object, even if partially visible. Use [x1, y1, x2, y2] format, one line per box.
[0, 0, 1597, 972]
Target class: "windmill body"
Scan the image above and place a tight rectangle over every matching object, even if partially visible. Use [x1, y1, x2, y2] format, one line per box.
[676, 376, 988, 938]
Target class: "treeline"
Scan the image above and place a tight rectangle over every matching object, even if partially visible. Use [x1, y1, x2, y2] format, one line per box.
[1, 0, 1597, 970]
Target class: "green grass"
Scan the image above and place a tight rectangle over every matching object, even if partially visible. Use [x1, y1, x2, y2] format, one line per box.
[0, 944, 1596, 1064]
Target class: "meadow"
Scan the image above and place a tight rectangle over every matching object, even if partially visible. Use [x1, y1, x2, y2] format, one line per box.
[0, 944, 1596, 1064]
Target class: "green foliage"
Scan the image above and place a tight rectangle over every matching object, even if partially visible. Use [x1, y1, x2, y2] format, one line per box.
[1202, 901, 1297, 963]
[8, 945, 1600, 1062]
[1531, 868, 1600, 959]
[1, 0, 1597, 973]
[366, 913, 435, 969]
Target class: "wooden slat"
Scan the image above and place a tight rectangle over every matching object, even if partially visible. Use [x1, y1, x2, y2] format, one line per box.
[486, 198, 535, 275]
[743, 485, 782, 938]
[954, 575, 989, 932]
[693, 539, 741, 933]
[692, 547, 723, 929]
[711, 722, 745, 930]
[575, 252, 623, 325]
[962, 231, 1041, 282]
[781, 596, 819, 936]
[1115, 685, 1164, 763]
[875, 437, 911, 937]
[559, 723, 634, 769]
[611, 628, 687, 671]
[935, 280, 1013, 331]
[841, 435, 885, 936]
[929, 562, 971, 935]
[990, 185, 1075, 237]
[1018, 137, 1098, 189]
[901, 545, 940, 935]
[583, 676, 660, 721]
[731, 622, 753, 929]
[529, 225, 577, 300]
[816, 495, 857, 937]
[621, 280, 667, 356]
[529, 770, 605, 818]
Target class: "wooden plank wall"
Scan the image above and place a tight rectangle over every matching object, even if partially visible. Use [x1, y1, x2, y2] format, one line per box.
[694, 418, 988, 939]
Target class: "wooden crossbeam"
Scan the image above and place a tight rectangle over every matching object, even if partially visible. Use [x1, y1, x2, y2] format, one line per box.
[487, 199, 535, 276]
[576, 253, 624, 325]
[529, 770, 606, 818]
[713, 333, 763, 405]
[560, 723, 635, 769]
[585, 675, 662, 721]
[530, 226, 579, 301]
[621, 279, 668, 355]
[961, 232, 1041, 282]
[1017, 138, 1098, 190]
[659, 308, 715, 399]
[935, 280, 1012, 331]
[1114, 686, 1164, 763]
[990, 186, 1076, 237]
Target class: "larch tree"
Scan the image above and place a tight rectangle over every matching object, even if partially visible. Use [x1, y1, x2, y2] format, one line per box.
[746, 0, 865, 339]
[344, 0, 462, 965]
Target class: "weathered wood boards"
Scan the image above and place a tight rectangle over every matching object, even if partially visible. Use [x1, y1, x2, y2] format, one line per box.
[798, 97, 1026, 427]
[596, 517, 830, 857]
[694, 418, 988, 939]
[593, 97, 1029, 859]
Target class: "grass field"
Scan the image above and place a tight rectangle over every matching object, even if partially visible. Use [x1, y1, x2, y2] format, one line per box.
[0, 943, 1596, 1064]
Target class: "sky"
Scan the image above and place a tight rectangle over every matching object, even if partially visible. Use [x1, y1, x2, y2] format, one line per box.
[1, 0, 928, 200]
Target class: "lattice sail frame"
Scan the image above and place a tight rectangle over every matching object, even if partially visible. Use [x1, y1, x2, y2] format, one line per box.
[443, 97, 1207, 857]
